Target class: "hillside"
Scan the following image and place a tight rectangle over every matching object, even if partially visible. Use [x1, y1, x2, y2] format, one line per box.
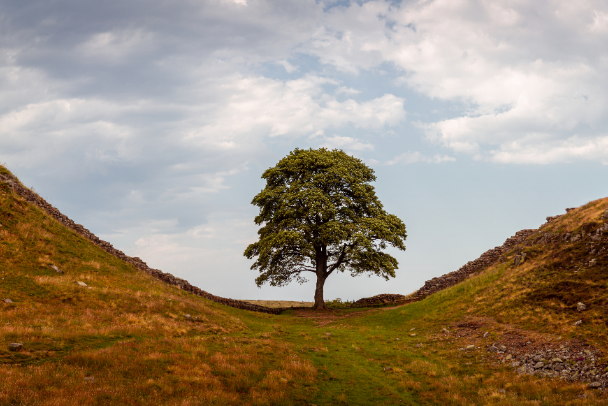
[2, 165, 608, 405]
[0, 166, 315, 405]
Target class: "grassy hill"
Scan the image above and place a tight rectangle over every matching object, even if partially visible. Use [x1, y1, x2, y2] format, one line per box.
[1, 165, 607, 405]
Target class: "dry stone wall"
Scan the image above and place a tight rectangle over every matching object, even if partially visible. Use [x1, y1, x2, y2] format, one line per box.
[409, 228, 538, 300]
[0, 172, 280, 315]
[353, 293, 415, 307]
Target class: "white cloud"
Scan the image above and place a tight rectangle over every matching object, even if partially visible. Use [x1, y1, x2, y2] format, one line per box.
[186, 74, 405, 144]
[277, 59, 297, 73]
[335, 86, 360, 95]
[299, 0, 608, 164]
[320, 135, 374, 152]
[387, 151, 455, 165]
[78, 30, 156, 63]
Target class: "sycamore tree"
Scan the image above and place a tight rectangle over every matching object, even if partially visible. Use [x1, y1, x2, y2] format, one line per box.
[244, 148, 407, 310]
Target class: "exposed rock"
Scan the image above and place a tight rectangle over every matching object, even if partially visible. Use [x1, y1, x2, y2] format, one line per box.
[9, 343, 23, 351]
[4, 298, 13, 303]
[577, 302, 587, 312]
[51, 265, 63, 273]
[76, 281, 88, 287]
[588, 382, 601, 389]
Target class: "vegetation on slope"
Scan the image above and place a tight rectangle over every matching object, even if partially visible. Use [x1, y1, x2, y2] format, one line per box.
[472, 197, 608, 347]
[0, 177, 315, 405]
[1, 167, 607, 405]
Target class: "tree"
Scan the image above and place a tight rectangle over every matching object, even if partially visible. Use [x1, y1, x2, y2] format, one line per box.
[244, 148, 407, 310]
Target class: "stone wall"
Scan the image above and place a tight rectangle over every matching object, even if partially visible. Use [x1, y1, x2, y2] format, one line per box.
[0, 172, 280, 315]
[409, 228, 538, 300]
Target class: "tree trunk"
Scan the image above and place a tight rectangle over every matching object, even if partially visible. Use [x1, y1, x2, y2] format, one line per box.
[313, 274, 328, 310]
[313, 245, 328, 310]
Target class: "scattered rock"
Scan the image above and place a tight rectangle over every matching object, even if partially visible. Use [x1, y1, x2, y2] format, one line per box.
[383, 367, 393, 372]
[588, 382, 601, 389]
[483, 332, 489, 338]
[466, 345, 475, 350]
[184, 314, 192, 319]
[9, 343, 23, 351]
[325, 332, 332, 336]
[50, 265, 63, 274]
[76, 281, 88, 287]
[573, 320, 583, 326]
[410, 333, 417, 337]
[442, 328, 450, 334]
[395, 338, 400, 341]
[514, 253, 527, 266]
[4, 298, 13, 303]
[84, 376, 94, 382]
[410, 328, 416, 331]
[577, 302, 587, 312]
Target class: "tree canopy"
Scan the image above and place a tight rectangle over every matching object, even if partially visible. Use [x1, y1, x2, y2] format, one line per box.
[244, 148, 407, 310]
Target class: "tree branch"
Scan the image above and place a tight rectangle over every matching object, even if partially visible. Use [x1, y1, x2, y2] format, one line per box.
[326, 242, 354, 277]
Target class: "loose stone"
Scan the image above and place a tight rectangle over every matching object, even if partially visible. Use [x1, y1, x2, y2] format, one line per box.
[9, 343, 23, 351]
[51, 265, 63, 274]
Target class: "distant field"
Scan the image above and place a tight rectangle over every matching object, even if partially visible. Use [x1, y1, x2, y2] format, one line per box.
[244, 300, 314, 308]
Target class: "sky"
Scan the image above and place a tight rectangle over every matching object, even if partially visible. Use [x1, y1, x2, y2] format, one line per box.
[2, 0, 608, 301]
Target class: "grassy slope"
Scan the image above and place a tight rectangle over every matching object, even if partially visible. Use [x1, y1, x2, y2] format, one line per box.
[1, 166, 607, 405]
[0, 169, 316, 406]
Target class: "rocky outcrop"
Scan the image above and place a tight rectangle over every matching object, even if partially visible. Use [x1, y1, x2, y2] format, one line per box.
[0, 172, 280, 315]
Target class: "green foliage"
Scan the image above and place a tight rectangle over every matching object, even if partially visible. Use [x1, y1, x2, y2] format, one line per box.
[325, 298, 354, 309]
[244, 148, 407, 294]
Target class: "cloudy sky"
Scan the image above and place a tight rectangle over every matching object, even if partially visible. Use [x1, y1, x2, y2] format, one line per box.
[2, 0, 608, 301]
